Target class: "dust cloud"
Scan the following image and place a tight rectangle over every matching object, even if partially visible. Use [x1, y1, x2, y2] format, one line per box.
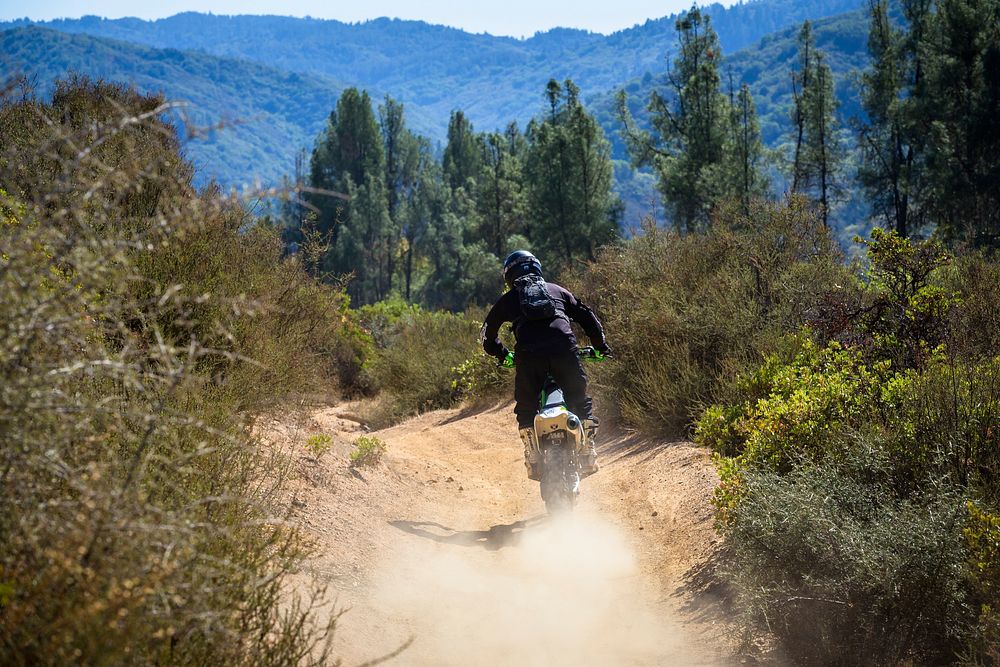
[342, 511, 709, 666]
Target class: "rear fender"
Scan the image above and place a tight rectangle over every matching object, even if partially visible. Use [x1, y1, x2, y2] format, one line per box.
[534, 408, 585, 453]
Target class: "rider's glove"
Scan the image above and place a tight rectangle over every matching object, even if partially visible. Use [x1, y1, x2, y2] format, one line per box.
[594, 342, 613, 359]
[498, 349, 515, 368]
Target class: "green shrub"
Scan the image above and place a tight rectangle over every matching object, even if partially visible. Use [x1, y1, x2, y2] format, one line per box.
[350, 435, 387, 467]
[965, 502, 1000, 663]
[702, 230, 1000, 662]
[450, 351, 512, 404]
[305, 434, 334, 460]
[357, 300, 487, 427]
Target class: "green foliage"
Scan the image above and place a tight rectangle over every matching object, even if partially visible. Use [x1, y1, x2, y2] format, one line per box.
[856, 0, 930, 239]
[619, 8, 774, 230]
[790, 21, 846, 228]
[702, 229, 1000, 661]
[357, 301, 485, 427]
[305, 434, 334, 460]
[350, 435, 388, 467]
[0, 77, 338, 665]
[525, 79, 620, 273]
[450, 352, 512, 404]
[443, 110, 483, 192]
[920, 0, 1000, 247]
[619, 8, 731, 231]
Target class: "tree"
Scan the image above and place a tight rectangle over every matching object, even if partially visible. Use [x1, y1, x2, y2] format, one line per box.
[307, 88, 383, 238]
[618, 6, 731, 231]
[787, 26, 844, 228]
[723, 80, 769, 212]
[378, 96, 422, 298]
[804, 53, 842, 228]
[920, 0, 1000, 247]
[476, 123, 527, 257]
[306, 88, 390, 303]
[856, 0, 931, 238]
[400, 137, 441, 301]
[526, 79, 619, 273]
[442, 110, 482, 193]
[790, 21, 815, 193]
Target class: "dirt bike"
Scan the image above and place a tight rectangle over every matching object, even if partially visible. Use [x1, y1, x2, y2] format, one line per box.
[501, 346, 606, 514]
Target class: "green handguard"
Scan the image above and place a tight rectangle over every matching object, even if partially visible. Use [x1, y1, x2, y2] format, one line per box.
[501, 351, 515, 368]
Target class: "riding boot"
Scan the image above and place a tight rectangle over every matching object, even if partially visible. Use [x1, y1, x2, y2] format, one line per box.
[520, 427, 541, 481]
[579, 418, 599, 477]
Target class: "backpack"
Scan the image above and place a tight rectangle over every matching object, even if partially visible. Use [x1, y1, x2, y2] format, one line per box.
[513, 275, 559, 321]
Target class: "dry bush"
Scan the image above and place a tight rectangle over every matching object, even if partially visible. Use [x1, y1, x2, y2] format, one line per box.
[0, 76, 340, 664]
[357, 300, 488, 428]
[723, 445, 971, 666]
[579, 197, 848, 435]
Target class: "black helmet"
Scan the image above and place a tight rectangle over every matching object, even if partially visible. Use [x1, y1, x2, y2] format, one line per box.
[502, 250, 542, 287]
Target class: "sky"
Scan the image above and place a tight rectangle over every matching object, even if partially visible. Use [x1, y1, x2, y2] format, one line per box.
[0, 0, 739, 38]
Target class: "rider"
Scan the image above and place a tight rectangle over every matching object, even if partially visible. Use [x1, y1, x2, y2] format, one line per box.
[480, 250, 611, 481]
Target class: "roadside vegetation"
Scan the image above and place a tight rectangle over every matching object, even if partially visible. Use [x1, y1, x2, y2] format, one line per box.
[0, 76, 344, 665]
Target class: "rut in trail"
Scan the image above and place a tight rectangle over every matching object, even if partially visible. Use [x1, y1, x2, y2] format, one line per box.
[263, 402, 731, 666]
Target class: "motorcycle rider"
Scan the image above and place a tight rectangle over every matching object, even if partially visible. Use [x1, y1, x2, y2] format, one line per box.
[480, 250, 611, 481]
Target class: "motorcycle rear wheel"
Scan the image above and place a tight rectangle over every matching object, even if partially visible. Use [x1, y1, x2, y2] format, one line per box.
[540, 445, 578, 514]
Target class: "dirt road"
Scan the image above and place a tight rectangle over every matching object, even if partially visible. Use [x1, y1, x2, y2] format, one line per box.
[262, 402, 732, 665]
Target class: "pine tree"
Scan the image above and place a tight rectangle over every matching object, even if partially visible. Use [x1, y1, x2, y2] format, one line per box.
[723, 80, 769, 212]
[378, 96, 422, 298]
[921, 0, 1000, 246]
[401, 145, 445, 301]
[791, 21, 815, 193]
[526, 79, 619, 272]
[476, 124, 527, 257]
[442, 110, 483, 193]
[618, 6, 730, 231]
[803, 53, 842, 228]
[787, 26, 843, 228]
[306, 88, 390, 303]
[857, 0, 930, 238]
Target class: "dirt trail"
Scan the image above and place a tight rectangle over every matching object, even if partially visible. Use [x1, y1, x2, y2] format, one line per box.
[262, 402, 732, 666]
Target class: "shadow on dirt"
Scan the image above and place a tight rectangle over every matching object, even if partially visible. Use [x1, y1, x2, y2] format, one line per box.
[600, 431, 691, 465]
[434, 400, 509, 427]
[389, 515, 547, 551]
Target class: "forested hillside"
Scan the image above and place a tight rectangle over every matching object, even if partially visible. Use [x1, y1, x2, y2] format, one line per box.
[596, 7, 869, 154]
[2, 0, 863, 141]
[0, 27, 343, 186]
[1, 0, 871, 212]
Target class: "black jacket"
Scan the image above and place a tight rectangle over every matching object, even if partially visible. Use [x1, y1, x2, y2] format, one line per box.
[480, 281, 606, 357]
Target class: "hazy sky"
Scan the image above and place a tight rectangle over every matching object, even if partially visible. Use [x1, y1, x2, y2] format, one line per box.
[0, 0, 738, 37]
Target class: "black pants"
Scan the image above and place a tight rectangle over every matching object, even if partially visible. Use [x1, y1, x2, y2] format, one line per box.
[514, 348, 593, 429]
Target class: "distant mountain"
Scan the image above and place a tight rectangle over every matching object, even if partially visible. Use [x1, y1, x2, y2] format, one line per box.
[3, 0, 864, 139]
[0, 26, 346, 187]
[1, 0, 870, 191]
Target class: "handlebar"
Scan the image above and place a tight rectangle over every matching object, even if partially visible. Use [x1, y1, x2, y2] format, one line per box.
[498, 346, 610, 369]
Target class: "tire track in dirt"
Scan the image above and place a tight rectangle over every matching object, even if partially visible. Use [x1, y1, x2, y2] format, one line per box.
[262, 402, 733, 665]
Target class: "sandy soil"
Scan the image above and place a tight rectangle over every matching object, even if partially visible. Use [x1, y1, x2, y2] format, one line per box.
[260, 401, 734, 666]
